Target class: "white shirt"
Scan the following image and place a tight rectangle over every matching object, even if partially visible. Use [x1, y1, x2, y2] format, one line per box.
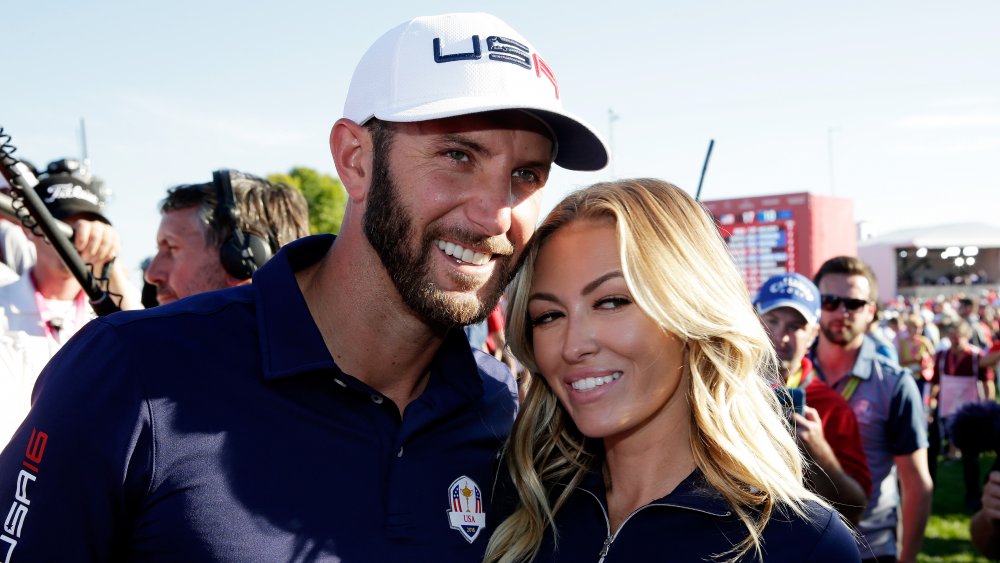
[0, 273, 94, 447]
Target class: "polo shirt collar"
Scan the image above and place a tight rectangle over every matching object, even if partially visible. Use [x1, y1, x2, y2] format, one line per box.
[253, 234, 485, 403]
[848, 335, 880, 381]
[255, 235, 338, 380]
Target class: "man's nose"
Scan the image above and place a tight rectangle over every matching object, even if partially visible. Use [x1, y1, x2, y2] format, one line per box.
[467, 174, 513, 237]
[145, 254, 166, 285]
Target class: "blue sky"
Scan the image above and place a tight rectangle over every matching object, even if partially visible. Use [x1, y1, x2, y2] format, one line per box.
[6, 1, 999, 284]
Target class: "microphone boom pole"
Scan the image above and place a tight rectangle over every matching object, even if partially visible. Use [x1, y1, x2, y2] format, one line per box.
[0, 126, 120, 316]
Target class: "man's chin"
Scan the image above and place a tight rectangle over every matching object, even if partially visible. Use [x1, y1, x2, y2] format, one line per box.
[827, 334, 853, 345]
[428, 291, 489, 326]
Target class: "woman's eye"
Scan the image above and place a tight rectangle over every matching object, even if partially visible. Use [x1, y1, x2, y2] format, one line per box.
[530, 311, 561, 327]
[596, 296, 631, 310]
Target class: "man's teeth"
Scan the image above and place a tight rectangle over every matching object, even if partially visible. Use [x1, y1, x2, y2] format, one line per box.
[571, 372, 622, 391]
[436, 240, 490, 266]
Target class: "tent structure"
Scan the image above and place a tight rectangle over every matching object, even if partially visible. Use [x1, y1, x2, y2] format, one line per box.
[858, 222, 1000, 303]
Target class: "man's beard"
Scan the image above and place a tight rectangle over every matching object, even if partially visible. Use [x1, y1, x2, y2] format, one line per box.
[362, 147, 516, 329]
[820, 320, 864, 346]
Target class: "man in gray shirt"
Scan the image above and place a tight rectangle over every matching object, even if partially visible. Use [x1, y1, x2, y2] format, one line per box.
[811, 256, 933, 563]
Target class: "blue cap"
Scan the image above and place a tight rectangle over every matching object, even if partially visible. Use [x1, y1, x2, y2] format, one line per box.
[753, 273, 821, 325]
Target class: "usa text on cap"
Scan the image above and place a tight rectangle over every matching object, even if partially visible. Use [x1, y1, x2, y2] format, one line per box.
[344, 12, 609, 172]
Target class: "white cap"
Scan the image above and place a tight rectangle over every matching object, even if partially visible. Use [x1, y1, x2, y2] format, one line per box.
[344, 12, 609, 171]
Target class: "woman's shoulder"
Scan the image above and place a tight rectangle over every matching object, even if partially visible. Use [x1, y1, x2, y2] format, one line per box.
[761, 501, 859, 562]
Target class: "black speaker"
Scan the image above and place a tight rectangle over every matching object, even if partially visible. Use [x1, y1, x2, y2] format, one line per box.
[213, 169, 271, 280]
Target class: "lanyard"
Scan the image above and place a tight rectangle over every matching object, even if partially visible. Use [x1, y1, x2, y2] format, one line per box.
[786, 365, 804, 389]
[840, 377, 860, 401]
[810, 354, 859, 400]
[786, 363, 814, 390]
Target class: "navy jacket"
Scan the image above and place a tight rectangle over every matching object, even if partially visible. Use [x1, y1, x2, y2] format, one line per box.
[531, 468, 859, 562]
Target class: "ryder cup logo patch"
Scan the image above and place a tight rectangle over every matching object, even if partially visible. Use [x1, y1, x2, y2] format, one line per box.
[447, 475, 486, 543]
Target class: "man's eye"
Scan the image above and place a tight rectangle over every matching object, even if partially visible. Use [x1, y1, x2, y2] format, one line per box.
[445, 150, 470, 162]
[512, 168, 540, 183]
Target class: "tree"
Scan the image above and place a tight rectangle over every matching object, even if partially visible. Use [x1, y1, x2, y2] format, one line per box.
[268, 167, 346, 235]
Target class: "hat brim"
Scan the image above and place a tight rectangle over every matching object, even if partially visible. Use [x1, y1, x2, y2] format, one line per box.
[48, 201, 110, 225]
[757, 299, 818, 325]
[373, 99, 609, 172]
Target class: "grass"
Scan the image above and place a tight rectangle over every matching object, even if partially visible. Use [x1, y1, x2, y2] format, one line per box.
[919, 452, 995, 562]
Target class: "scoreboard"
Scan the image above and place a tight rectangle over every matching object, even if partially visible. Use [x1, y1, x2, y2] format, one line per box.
[702, 192, 855, 295]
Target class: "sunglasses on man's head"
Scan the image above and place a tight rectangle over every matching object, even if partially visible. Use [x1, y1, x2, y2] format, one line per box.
[820, 294, 870, 312]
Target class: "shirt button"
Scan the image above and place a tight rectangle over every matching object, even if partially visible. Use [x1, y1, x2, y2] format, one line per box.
[371, 394, 384, 405]
[334, 378, 346, 388]
[397, 446, 404, 458]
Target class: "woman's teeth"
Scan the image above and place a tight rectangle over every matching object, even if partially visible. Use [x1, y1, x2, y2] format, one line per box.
[571, 372, 622, 391]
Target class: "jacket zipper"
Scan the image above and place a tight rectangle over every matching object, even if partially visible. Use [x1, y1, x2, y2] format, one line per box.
[582, 489, 731, 563]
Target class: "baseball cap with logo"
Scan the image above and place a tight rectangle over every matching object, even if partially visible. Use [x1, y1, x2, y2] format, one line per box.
[754, 273, 821, 325]
[33, 173, 110, 224]
[344, 12, 609, 171]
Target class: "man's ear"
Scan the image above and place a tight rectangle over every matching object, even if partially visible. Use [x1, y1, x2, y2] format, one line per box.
[330, 118, 373, 203]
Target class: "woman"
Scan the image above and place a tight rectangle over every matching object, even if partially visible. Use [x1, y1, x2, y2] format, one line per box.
[898, 311, 942, 483]
[485, 179, 857, 562]
[897, 312, 936, 408]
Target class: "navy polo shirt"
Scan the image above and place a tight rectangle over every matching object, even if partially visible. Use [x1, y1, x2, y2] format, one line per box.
[530, 467, 859, 563]
[0, 235, 517, 562]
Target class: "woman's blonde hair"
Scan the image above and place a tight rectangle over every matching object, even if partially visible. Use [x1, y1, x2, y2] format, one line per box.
[485, 179, 822, 563]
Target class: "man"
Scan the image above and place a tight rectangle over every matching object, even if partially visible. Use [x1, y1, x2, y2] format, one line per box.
[754, 272, 871, 524]
[143, 170, 310, 305]
[0, 12, 607, 562]
[812, 256, 933, 563]
[958, 296, 993, 350]
[1, 168, 139, 444]
[932, 320, 994, 511]
[957, 296, 995, 397]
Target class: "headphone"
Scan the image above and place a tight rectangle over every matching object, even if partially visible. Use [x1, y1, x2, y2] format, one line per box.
[213, 169, 272, 280]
